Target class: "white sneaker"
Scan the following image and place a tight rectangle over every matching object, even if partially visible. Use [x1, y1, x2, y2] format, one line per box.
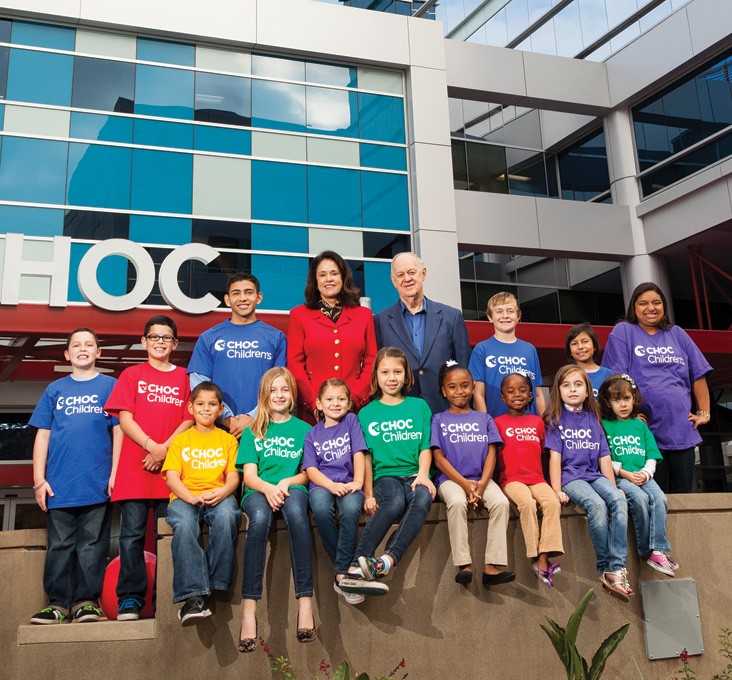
[334, 579, 365, 605]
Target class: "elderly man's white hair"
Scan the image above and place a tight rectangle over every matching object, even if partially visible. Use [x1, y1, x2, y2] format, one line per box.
[390, 251, 425, 274]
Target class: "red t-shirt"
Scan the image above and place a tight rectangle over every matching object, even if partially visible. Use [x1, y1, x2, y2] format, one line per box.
[105, 363, 193, 501]
[494, 413, 546, 487]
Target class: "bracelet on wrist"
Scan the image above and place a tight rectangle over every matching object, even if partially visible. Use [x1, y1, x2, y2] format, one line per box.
[143, 436, 151, 451]
[33, 480, 46, 491]
[696, 410, 711, 422]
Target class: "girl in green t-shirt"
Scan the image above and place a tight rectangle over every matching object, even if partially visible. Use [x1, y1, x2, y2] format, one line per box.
[235, 367, 314, 652]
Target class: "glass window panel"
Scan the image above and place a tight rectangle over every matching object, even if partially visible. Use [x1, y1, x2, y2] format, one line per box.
[192, 154, 250, 220]
[251, 79, 306, 133]
[0, 18, 11, 43]
[505, 0, 530, 41]
[67, 241, 127, 302]
[193, 125, 251, 155]
[251, 131, 306, 161]
[191, 218, 251, 250]
[452, 139, 468, 190]
[3, 104, 69, 137]
[552, 4, 584, 57]
[606, 0, 637, 27]
[63, 209, 129, 239]
[501, 108, 542, 149]
[195, 72, 251, 126]
[483, 9, 509, 47]
[578, 0, 609, 48]
[609, 21, 641, 53]
[67, 142, 132, 209]
[252, 54, 305, 81]
[558, 129, 609, 200]
[305, 61, 357, 88]
[180, 252, 252, 309]
[72, 56, 134, 113]
[133, 119, 193, 150]
[309, 227, 363, 257]
[306, 86, 359, 137]
[357, 68, 402, 95]
[251, 160, 307, 223]
[519, 287, 559, 323]
[528, 0, 553, 22]
[135, 64, 194, 120]
[449, 98, 464, 135]
[307, 137, 359, 166]
[70, 112, 133, 144]
[506, 148, 548, 197]
[362, 231, 410, 259]
[307, 166, 361, 227]
[466, 142, 507, 193]
[0, 137, 67, 204]
[252, 223, 308, 253]
[461, 281, 479, 321]
[131, 149, 192, 213]
[11, 21, 75, 50]
[364, 260, 395, 313]
[0, 44, 9, 100]
[75, 29, 136, 60]
[362, 171, 409, 231]
[0, 205, 63, 236]
[359, 143, 407, 171]
[137, 37, 195, 67]
[129, 215, 191, 245]
[639, 0, 671, 32]
[7, 49, 73, 106]
[12, 501, 49, 530]
[196, 46, 250, 75]
[529, 20, 557, 56]
[358, 93, 405, 144]
[251, 254, 308, 310]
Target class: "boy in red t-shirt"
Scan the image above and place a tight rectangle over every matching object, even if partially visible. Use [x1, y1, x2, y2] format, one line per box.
[105, 315, 193, 620]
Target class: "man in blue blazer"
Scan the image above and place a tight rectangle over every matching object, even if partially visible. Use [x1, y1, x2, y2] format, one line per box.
[374, 252, 472, 413]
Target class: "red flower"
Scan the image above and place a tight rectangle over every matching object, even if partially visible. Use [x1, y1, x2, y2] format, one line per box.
[262, 644, 271, 654]
[319, 661, 331, 672]
[679, 649, 689, 661]
[399, 659, 406, 669]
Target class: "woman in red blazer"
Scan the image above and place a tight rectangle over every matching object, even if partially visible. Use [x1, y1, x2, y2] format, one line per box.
[288, 251, 377, 420]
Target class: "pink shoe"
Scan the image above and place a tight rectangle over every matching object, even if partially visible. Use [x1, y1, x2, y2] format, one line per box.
[647, 551, 675, 577]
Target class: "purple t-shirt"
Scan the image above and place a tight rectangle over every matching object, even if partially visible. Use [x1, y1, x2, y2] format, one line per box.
[545, 409, 610, 487]
[302, 412, 367, 492]
[601, 322, 712, 450]
[430, 410, 503, 488]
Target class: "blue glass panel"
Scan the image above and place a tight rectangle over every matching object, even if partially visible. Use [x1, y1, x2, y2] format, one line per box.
[0, 19, 10, 43]
[252, 54, 305, 81]
[131, 149, 192, 214]
[0, 137, 67, 204]
[364, 260, 394, 313]
[0, 45, 9, 100]
[306, 86, 358, 137]
[251, 79, 306, 133]
[251, 254, 308, 310]
[68, 242, 127, 303]
[137, 37, 195, 67]
[360, 143, 407, 170]
[251, 223, 308, 253]
[135, 65, 194, 120]
[251, 161, 306, 222]
[358, 93, 405, 144]
[72, 57, 134, 113]
[70, 112, 133, 144]
[12, 21, 75, 50]
[361, 171, 409, 230]
[305, 61, 357, 88]
[195, 72, 251, 126]
[133, 118, 192, 150]
[307, 166, 361, 227]
[63, 210, 129, 239]
[193, 125, 251, 155]
[0, 103, 4, 129]
[7, 49, 73, 106]
[66, 143, 131, 210]
[129, 215, 191, 245]
[0, 205, 63, 236]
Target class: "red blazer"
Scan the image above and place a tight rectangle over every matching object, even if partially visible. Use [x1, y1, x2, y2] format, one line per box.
[287, 304, 377, 413]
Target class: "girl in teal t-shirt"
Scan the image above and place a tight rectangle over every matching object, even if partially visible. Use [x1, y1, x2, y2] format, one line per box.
[235, 367, 314, 652]
[340, 347, 435, 597]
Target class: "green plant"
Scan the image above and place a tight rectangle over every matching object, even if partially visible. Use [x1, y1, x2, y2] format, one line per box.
[670, 629, 732, 680]
[540, 588, 629, 680]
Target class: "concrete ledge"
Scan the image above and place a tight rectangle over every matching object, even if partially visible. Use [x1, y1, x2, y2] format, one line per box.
[18, 619, 156, 645]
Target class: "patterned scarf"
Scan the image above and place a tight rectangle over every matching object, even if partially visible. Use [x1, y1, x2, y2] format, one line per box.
[318, 299, 342, 323]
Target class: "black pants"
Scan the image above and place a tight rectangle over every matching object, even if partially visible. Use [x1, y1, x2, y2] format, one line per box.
[655, 447, 695, 494]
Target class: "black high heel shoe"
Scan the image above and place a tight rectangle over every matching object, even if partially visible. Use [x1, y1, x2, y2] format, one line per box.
[296, 611, 316, 644]
[238, 617, 258, 653]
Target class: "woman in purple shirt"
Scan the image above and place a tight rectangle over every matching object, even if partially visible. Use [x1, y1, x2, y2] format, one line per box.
[601, 282, 712, 493]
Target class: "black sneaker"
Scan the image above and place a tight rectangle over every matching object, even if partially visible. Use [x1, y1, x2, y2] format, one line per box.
[178, 597, 211, 625]
[74, 604, 103, 623]
[117, 598, 142, 621]
[30, 606, 67, 625]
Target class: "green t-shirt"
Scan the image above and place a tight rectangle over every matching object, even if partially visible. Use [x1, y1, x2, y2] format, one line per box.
[602, 417, 662, 473]
[236, 417, 312, 502]
[358, 396, 431, 480]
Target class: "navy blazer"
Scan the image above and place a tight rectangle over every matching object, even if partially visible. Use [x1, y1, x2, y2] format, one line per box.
[374, 298, 472, 413]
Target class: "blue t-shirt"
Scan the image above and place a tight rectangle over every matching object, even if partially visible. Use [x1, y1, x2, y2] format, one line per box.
[468, 336, 543, 417]
[29, 374, 118, 509]
[187, 318, 286, 416]
[586, 366, 613, 398]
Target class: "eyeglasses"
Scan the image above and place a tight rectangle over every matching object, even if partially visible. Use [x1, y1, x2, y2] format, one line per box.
[145, 334, 176, 343]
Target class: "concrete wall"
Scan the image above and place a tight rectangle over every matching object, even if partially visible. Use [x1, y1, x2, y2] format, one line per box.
[4, 494, 732, 679]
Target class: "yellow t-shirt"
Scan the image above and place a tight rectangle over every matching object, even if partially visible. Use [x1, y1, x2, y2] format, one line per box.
[162, 427, 239, 502]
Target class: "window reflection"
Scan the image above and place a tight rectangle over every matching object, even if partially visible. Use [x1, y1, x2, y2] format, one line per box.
[72, 57, 134, 113]
[195, 72, 251, 126]
[251, 79, 306, 132]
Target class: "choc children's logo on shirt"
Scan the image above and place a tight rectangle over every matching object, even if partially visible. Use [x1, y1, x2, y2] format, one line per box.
[503, 425, 540, 443]
[439, 420, 489, 444]
[607, 434, 644, 458]
[484, 354, 537, 380]
[633, 344, 685, 365]
[367, 418, 420, 442]
[181, 446, 226, 469]
[55, 394, 105, 416]
[557, 424, 600, 451]
[254, 435, 301, 458]
[313, 433, 351, 462]
[136, 380, 183, 406]
[213, 338, 273, 360]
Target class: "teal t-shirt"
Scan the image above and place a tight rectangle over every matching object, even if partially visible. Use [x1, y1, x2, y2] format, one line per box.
[357, 396, 431, 480]
[602, 417, 662, 473]
[236, 417, 312, 502]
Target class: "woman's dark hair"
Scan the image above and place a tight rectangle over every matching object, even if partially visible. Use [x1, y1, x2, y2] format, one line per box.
[625, 282, 672, 331]
[565, 322, 602, 364]
[304, 251, 361, 309]
[597, 373, 643, 421]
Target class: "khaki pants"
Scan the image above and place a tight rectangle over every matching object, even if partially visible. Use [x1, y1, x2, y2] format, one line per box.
[503, 481, 563, 559]
[438, 479, 509, 566]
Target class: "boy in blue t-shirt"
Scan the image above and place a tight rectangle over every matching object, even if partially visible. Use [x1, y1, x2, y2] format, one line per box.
[469, 292, 545, 418]
[187, 272, 286, 438]
[29, 328, 121, 624]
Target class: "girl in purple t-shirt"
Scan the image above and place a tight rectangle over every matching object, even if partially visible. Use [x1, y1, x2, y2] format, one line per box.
[303, 379, 367, 606]
[546, 365, 631, 602]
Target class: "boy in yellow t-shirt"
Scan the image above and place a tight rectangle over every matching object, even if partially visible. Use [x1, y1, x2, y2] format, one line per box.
[162, 382, 241, 625]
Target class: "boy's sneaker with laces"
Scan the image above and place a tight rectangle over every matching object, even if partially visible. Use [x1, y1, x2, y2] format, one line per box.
[178, 596, 211, 625]
[117, 598, 142, 621]
[358, 555, 391, 581]
[334, 579, 365, 605]
[30, 606, 67, 625]
[647, 551, 675, 577]
[73, 604, 103, 623]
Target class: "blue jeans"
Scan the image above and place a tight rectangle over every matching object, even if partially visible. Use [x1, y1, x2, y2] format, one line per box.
[166, 496, 242, 603]
[117, 499, 168, 605]
[309, 488, 364, 575]
[45, 502, 112, 613]
[563, 477, 628, 574]
[241, 489, 313, 600]
[617, 478, 671, 556]
[352, 476, 432, 567]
